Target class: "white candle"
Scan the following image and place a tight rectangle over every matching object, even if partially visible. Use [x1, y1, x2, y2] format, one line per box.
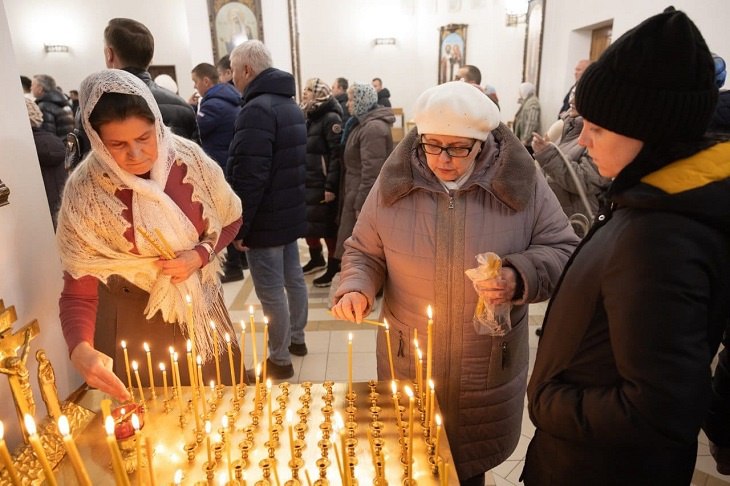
[24, 414, 58, 486]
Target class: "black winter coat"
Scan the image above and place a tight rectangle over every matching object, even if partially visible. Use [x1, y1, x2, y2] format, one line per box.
[708, 90, 730, 135]
[524, 142, 730, 485]
[334, 92, 351, 124]
[32, 126, 67, 227]
[197, 82, 241, 168]
[35, 90, 74, 139]
[304, 97, 343, 239]
[226, 68, 307, 248]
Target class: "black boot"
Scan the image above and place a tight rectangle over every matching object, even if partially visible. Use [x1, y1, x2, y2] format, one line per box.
[302, 247, 326, 274]
[313, 258, 340, 288]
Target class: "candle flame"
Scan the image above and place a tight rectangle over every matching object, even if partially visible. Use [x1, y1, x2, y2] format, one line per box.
[385, 319, 390, 330]
[197, 355, 202, 365]
[348, 332, 353, 342]
[436, 413, 442, 426]
[210, 380, 215, 390]
[286, 409, 293, 424]
[256, 363, 261, 374]
[418, 349, 423, 360]
[429, 379, 435, 389]
[185, 294, 192, 304]
[0, 420, 4, 439]
[23, 414, 37, 436]
[131, 413, 140, 431]
[168, 346, 174, 355]
[224, 332, 231, 343]
[210, 321, 216, 330]
[205, 420, 211, 434]
[391, 380, 397, 394]
[266, 378, 272, 389]
[132, 360, 138, 371]
[104, 416, 115, 435]
[264, 316, 269, 325]
[240, 320, 246, 331]
[249, 305, 254, 315]
[174, 469, 183, 484]
[143, 342, 150, 352]
[414, 338, 419, 349]
[404, 386, 414, 398]
[173, 352, 179, 361]
[58, 415, 70, 437]
[427, 305, 433, 319]
[121, 340, 127, 349]
[333, 412, 344, 430]
[186, 340, 192, 352]
[159, 362, 165, 371]
[218, 472, 227, 485]
[221, 415, 228, 428]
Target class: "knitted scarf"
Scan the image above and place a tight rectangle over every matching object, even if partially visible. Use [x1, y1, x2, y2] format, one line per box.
[299, 78, 331, 114]
[56, 69, 242, 359]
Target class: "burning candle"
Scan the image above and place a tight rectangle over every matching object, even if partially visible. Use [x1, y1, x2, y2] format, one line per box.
[185, 295, 197, 364]
[210, 321, 221, 387]
[222, 416, 233, 481]
[197, 356, 208, 417]
[390, 380, 402, 430]
[186, 340, 196, 389]
[239, 320, 247, 387]
[413, 338, 420, 391]
[266, 379, 273, 441]
[0, 421, 22, 486]
[121, 340, 133, 393]
[144, 436, 156, 486]
[348, 332, 353, 397]
[254, 363, 262, 404]
[159, 363, 169, 403]
[204, 421, 213, 465]
[262, 317, 269, 382]
[173, 353, 185, 417]
[404, 386, 414, 481]
[173, 469, 183, 485]
[104, 416, 130, 486]
[426, 305, 433, 404]
[429, 379, 436, 436]
[58, 415, 92, 486]
[143, 342, 156, 398]
[132, 361, 145, 406]
[24, 414, 58, 486]
[248, 306, 258, 381]
[168, 347, 176, 392]
[224, 333, 237, 394]
[435, 413, 443, 459]
[384, 319, 396, 382]
[417, 348, 423, 404]
[131, 413, 142, 486]
[286, 410, 295, 462]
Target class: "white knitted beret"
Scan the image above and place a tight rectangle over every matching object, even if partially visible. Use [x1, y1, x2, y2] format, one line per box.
[414, 81, 500, 141]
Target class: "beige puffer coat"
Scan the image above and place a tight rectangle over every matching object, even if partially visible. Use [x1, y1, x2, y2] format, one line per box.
[335, 126, 579, 479]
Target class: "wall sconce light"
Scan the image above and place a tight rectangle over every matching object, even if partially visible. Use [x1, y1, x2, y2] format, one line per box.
[373, 37, 396, 46]
[44, 44, 69, 53]
[505, 13, 526, 27]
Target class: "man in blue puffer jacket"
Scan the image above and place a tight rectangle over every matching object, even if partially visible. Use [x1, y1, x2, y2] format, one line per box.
[227, 40, 308, 380]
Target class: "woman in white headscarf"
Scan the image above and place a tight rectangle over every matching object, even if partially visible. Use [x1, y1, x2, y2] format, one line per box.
[513, 81, 541, 153]
[57, 69, 242, 402]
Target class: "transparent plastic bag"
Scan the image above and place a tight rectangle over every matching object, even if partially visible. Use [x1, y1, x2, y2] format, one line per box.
[465, 252, 512, 336]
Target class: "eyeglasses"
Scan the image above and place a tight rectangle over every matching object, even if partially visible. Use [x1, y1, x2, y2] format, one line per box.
[419, 139, 481, 158]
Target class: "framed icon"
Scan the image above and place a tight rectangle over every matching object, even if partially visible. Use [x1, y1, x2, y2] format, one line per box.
[438, 24, 468, 84]
[208, 0, 264, 61]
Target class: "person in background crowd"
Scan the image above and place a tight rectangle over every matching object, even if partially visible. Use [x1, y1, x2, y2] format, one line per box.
[372, 77, 392, 107]
[216, 55, 234, 85]
[57, 69, 242, 402]
[524, 8, 730, 484]
[228, 40, 309, 376]
[21, 75, 33, 99]
[190, 62, 245, 283]
[708, 53, 730, 135]
[299, 78, 344, 286]
[25, 98, 67, 229]
[331, 77, 351, 124]
[69, 90, 80, 117]
[332, 81, 577, 486]
[513, 82, 541, 154]
[456, 64, 483, 88]
[331, 83, 394, 288]
[31, 74, 75, 139]
[558, 59, 591, 117]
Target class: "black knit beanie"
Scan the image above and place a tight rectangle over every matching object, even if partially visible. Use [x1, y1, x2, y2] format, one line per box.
[575, 7, 717, 143]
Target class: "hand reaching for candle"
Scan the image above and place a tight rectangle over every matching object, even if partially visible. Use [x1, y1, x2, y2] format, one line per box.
[70, 342, 131, 402]
[155, 250, 204, 284]
[331, 291, 369, 323]
[472, 267, 519, 305]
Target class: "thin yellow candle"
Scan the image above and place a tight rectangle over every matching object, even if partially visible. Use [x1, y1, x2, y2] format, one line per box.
[185, 339, 196, 389]
[104, 416, 130, 486]
[121, 340, 133, 393]
[286, 410, 295, 462]
[390, 380, 402, 430]
[222, 415, 233, 481]
[266, 379, 273, 440]
[132, 361, 146, 406]
[185, 294, 197, 362]
[254, 363, 261, 405]
[428, 379, 436, 435]
[426, 305, 434, 404]
[417, 348, 423, 404]
[224, 333, 237, 394]
[159, 363, 169, 403]
[173, 353, 185, 416]
[348, 332, 353, 397]
[197, 356, 208, 417]
[434, 413, 443, 459]
[210, 321, 221, 387]
[441, 460, 450, 486]
[58, 415, 92, 486]
[238, 320, 246, 387]
[384, 319, 396, 382]
[173, 469, 183, 485]
[168, 347, 177, 393]
[131, 414, 142, 486]
[248, 306, 259, 381]
[404, 386, 414, 481]
[144, 436, 156, 486]
[204, 421, 213, 465]
[262, 317, 269, 382]
[336, 413, 350, 486]
[24, 414, 58, 486]
[0, 421, 22, 486]
[186, 344, 201, 432]
[143, 342, 156, 398]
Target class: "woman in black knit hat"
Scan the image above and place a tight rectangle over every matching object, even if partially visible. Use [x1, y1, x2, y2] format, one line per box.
[523, 7, 730, 485]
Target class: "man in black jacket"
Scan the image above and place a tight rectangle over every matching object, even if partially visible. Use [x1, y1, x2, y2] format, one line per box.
[228, 40, 308, 379]
[31, 74, 74, 139]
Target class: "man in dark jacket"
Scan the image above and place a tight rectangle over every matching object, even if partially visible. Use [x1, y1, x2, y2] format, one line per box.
[31, 74, 74, 139]
[228, 40, 308, 379]
[191, 62, 245, 283]
[372, 77, 392, 107]
[331, 77, 351, 124]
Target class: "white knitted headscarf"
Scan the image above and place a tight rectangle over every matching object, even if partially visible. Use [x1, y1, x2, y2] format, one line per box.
[56, 69, 242, 359]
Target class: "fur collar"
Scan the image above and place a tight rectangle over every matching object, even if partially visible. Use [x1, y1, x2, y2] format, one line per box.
[379, 124, 536, 211]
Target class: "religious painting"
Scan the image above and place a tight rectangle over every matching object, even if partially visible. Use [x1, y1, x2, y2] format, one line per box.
[208, 0, 264, 62]
[438, 24, 468, 84]
[523, 0, 545, 91]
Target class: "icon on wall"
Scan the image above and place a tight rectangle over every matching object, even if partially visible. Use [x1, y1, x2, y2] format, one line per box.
[208, 0, 264, 62]
[438, 24, 468, 84]
[522, 0, 545, 91]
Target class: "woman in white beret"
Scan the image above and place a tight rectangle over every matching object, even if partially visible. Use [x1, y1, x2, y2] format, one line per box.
[331, 81, 578, 485]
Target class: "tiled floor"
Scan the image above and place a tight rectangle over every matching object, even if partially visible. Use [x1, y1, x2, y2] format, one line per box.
[220, 242, 730, 485]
